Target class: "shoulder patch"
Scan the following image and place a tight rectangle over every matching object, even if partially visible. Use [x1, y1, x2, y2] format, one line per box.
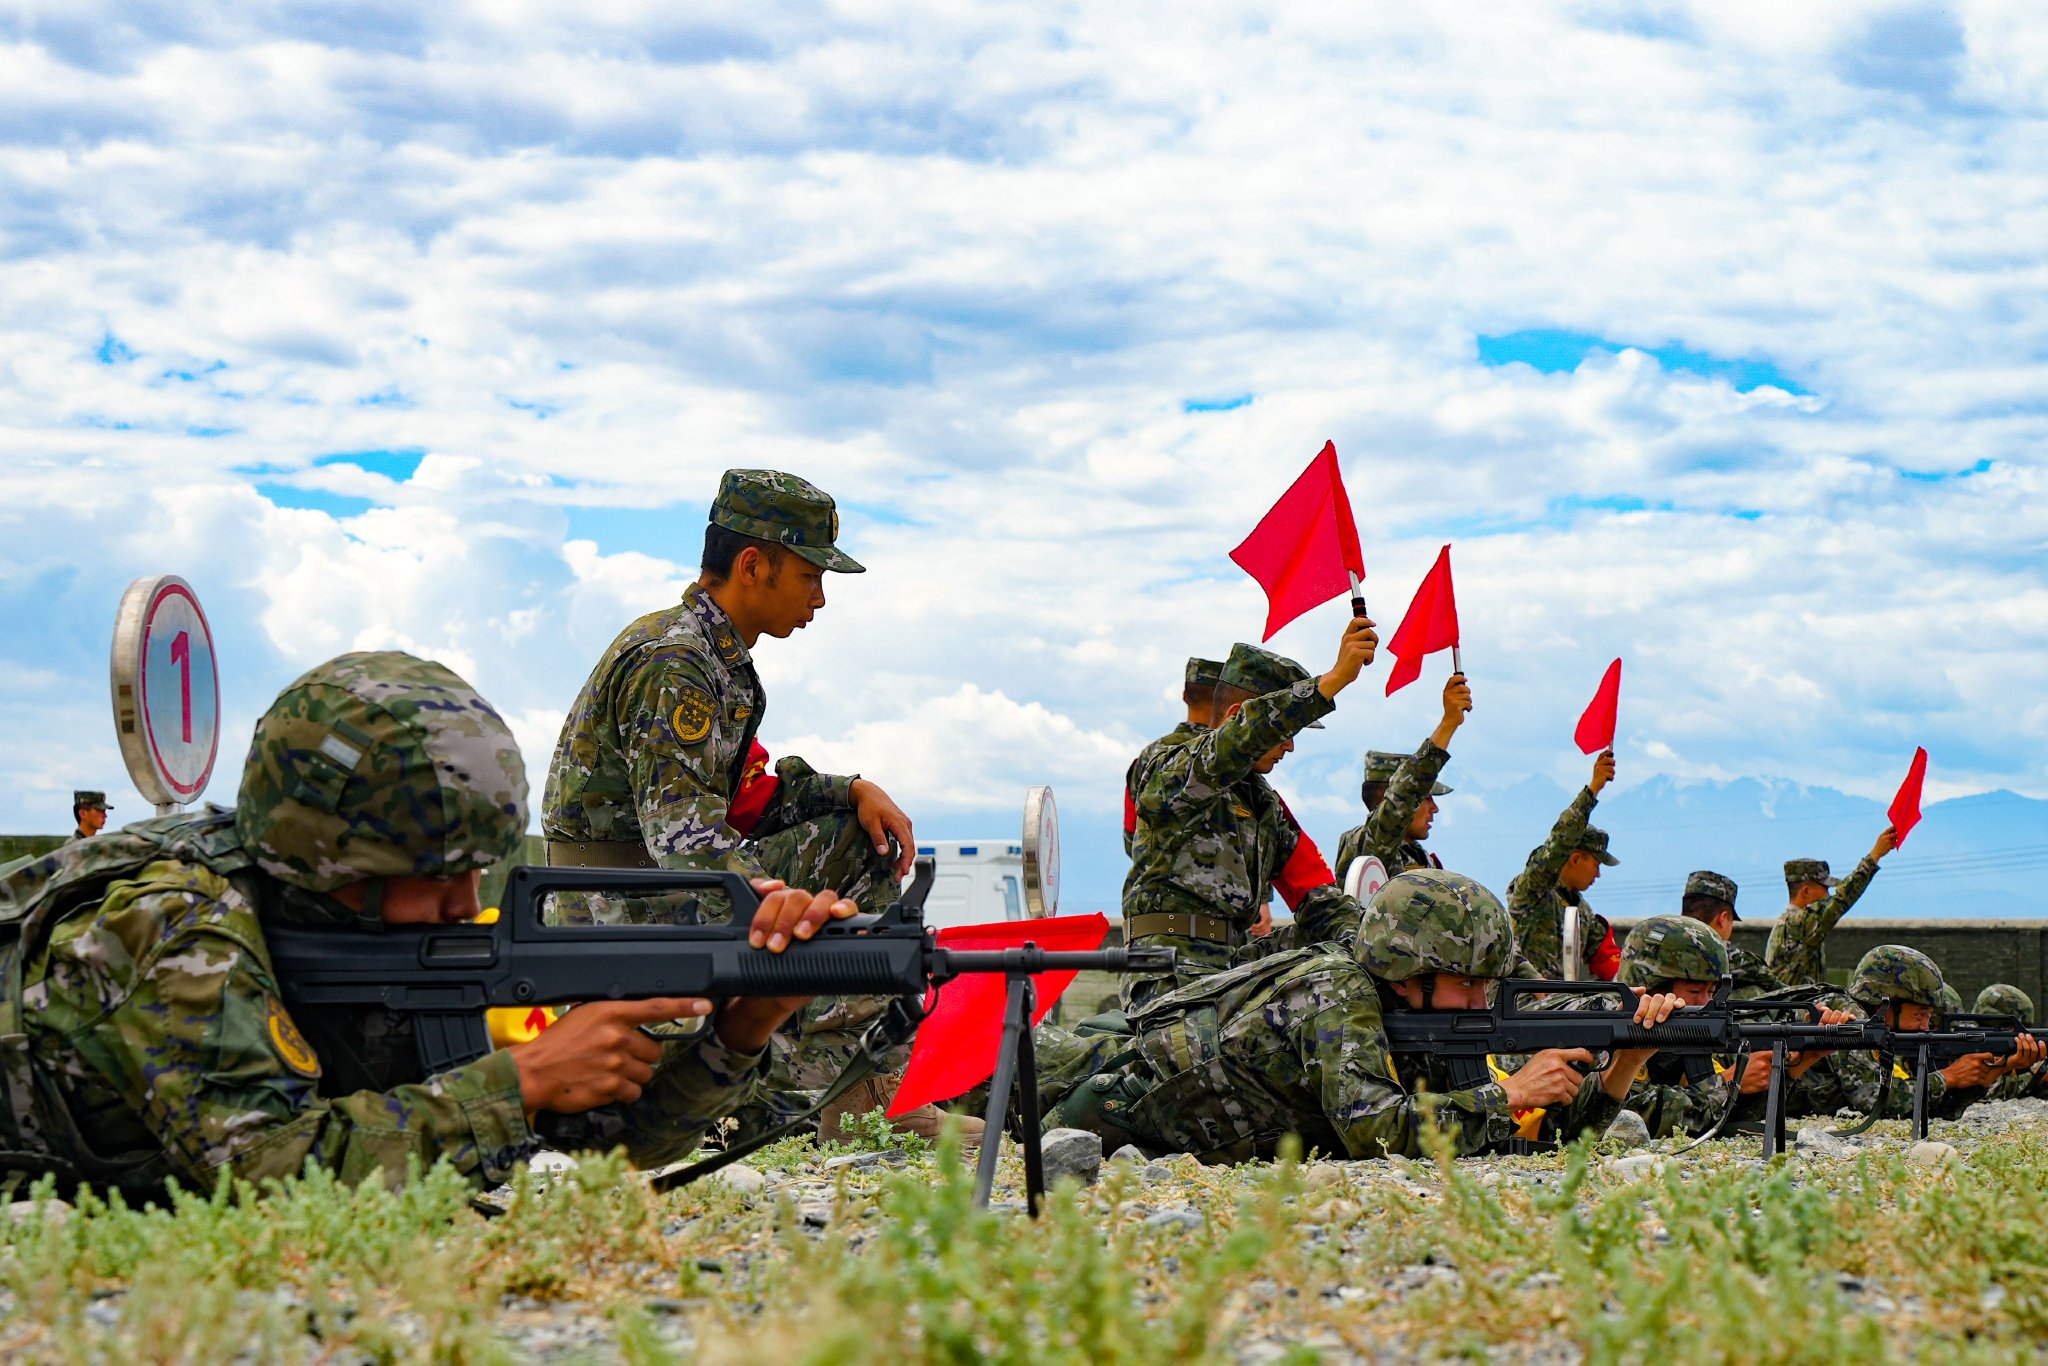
[266, 999, 321, 1078]
[713, 630, 743, 664]
[672, 686, 718, 744]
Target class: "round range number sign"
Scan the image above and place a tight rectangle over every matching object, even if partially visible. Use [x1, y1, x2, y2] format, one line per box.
[111, 575, 221, 807]
[1022, 784, 1061, 918]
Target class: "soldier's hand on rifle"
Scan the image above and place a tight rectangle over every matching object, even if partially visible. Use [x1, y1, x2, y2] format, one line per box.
[1500, 1048, 1595, 1110]
[748, 879, 862, 953]
[1600, 988, 1683, 1098]
[1940, 1053, 2006, 1091]
[511, 997, 712, 1117]
[1871, 826, 1899, 862]
[850, 779, 916, 878]
[1317, 616, 1379, 699]
[1590, 750, 1616, 795]
[1960, 1032, 2048, 1084]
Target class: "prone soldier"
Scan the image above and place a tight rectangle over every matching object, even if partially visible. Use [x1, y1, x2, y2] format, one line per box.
[1677, 870, 1794, 998]
[1970, 985, 2048, 1101]
[0, 652, 837, 1201]
[1058, 870, 1687, 1162]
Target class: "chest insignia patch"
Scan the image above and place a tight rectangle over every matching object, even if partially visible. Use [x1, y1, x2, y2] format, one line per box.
[266, 999, 321, 1078]
[1232, 802, 1254, 819]
[672, 686, 718, 744]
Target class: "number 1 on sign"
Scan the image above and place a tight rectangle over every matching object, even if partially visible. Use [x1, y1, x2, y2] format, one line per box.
[170, 629, 193, 743]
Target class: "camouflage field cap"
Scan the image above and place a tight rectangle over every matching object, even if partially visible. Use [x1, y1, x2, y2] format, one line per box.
[1620, 915, 1728, 991]
[1184, 657, 1225, 689]
[1362, 750, 1450, 795]
[1356, 869, 1516, 982]
[710, 469, 865, 573]
[236, 651, 529, 893]
[1784, 858, 1838, 891]
[1847, 944, 1945, 1013]
[1975, 984, 2036, 1026]
[1683, 869, 1739, 920]
[1219, 643, 1322, 728]
[72, 790, 109, 810]
[1577, 825, 1619, 867]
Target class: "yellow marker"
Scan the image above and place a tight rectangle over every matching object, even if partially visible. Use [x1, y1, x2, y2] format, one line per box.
[475, 907, 563, 1047]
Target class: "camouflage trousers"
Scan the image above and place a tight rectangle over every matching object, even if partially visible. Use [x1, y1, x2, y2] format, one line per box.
[727, 810, 909, 1142]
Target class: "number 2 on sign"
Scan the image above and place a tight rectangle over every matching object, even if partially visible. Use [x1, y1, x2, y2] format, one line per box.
[170, 630, 193, 743]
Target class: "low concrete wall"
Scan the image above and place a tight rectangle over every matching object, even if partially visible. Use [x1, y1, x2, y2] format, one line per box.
[1615, 917, 2048, 1007]
[0, 834, 68, 866]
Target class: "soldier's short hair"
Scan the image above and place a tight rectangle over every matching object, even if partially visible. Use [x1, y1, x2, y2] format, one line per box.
[701, 523, 791, 583]
[1681, 892, 1733, 924]
[1360, 780, 1390, 809]
[1210, 682, 1254, 718]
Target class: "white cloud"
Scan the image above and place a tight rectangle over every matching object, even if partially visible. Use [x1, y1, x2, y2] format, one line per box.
[0, 2, 2041, 920]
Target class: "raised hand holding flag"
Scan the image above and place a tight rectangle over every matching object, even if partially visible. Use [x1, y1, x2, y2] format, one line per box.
[1574, 658, 1623, 755]
[1384, 545, 1461, 696]
[1231, 441, 1369, 640]
[1888, 747, 1929, 847]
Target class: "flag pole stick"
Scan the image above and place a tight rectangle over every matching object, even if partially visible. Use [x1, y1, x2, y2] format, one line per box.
[1452, 646, 1463, 675]
[1348, 571, 1368, 619]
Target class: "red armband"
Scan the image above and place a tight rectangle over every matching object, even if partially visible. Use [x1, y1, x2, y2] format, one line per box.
[1271, 796, 1337, 911]
[726, 739, 780, 837]
[1588, 920, 1621, 981]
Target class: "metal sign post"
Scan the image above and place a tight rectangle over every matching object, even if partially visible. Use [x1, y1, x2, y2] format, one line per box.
[1021, 785, 1061, 918]
[110, 575, 221, 816]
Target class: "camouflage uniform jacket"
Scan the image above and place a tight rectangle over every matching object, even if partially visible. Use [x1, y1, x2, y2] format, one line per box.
[543, 584, 856, 878]
[1102, 947, 1617, 1162]
[1123, 723, 1204, 857]
[1763, 857, 1880, 987]
[1332, 739, 1449, 883]
[1123, 683, 1351, 973]
[1505, 786, 1606, 979]
[1727, 940, 1793, 1000]
[0, 815, 764, 1200]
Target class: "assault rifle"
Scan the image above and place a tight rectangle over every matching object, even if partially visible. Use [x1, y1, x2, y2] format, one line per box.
[266, 858, 1172, 1214]
[1377, 981, 2042, 1156]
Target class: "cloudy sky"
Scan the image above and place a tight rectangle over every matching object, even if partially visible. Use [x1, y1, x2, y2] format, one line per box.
[2, 1, 2043, 911]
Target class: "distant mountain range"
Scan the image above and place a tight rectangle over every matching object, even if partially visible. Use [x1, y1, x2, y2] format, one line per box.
[990, 775, 2047, 924]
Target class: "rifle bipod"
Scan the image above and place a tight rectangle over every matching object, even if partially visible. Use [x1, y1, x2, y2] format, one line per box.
[973, 969, 1049, 1216]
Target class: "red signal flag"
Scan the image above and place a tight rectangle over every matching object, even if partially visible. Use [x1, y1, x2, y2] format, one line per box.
[1384, 545, 1461, 696]
[1888, 747, 1929, 847]
[1574, 658, 1623, 755]
[887, 914, 1109, 1117]
[1229, 441, 1367, 641]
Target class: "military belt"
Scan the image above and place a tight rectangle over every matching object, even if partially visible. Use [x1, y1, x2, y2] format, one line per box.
[1126, 912, 1241, 946]
[544, 838, 657, 870]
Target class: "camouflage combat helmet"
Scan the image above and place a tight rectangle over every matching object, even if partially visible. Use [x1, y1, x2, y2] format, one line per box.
[1938, 983, 1963, 1019]
[1357, 869, 1516, 981]
[1846, 945, 1946, 1014]
[1975, 984, 2036, 1026]
[236, 651, 529, 893]
[1619, 915, 1728, 991]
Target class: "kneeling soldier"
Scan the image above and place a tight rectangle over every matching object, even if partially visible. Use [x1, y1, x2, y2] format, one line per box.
[1060, 870, 1685, 1162]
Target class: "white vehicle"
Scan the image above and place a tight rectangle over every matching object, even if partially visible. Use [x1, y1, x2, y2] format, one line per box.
[911, 786, 1062, 932]
[913, 839, 1029, 929]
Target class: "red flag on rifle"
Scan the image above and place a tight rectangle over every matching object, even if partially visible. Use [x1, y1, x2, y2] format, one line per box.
[1384, 545, 1460, 696]
[1574, 659, 1623, 755]
[1888, 747, 1929, 847]
[1230, 441, 1366, 641]
[887, 914, 1108, 1116]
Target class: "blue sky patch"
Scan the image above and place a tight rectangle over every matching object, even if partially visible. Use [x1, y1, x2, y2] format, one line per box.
[257, 483, 375, 518]
[1183, 394, 1254, 413]
[1476, 328, 1809, 394]
[95, 332, 135, 365]
[314, 449, 426, 481]
[1901, 458, 1993, 483]
[562, 504, 697, 560]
